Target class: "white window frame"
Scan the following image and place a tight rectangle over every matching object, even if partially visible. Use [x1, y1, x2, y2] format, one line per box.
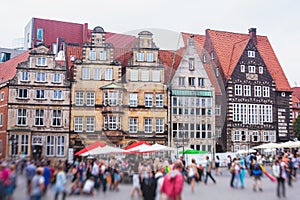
[46, 136, 55, 156]
[104, 116, 117, 130]
[235, 84, 242, 96]
[233, 131, 241, 141]
[141, 70, 149, 81]
[129, 118, 138, 133]
[18, 89, 28, 99]
[94, 68, 101, 80]
[86, 117, 95, 132]
[130, 70, 138, 81]
[179, 77, 185, 86]
[189, 58, 195, 71]
[0, 113, 3, 127]
[17, 108, 27, 125]
[259, 66, 263, 74]
[74, 117, 83, 132]
[263, 86, 270, 97]
[53, 90, 62, 100]
[75, 92, 84, 106]
[36, 90, 45, 99]
[240, 65, 245, 72]
[105, 69, 113, 80]
[248, 51, 255, 58]
[188, 77, 195, 86]
[252, 131, 260, 142]
[144, 94, 153, 107]
[36, 72, 46, 82]
[248, 65, 255, 73]
[21, 71, 29, 81]
[254, 86, 261, 97]
[89, 50, 96, 61]
[82, 68, 90, 80]
[155, 94, 163, 107]
[215, 105, 221, 116]
[129, 93, 138, 107]
[155, 118, 164, 133]
[35, 109, 44, 126]
[53, 73, 61, 83]
[86, 92, 95, 106]
[52, 109, 62, 127]
[144, 118, 152, 133]
[147, 53, 153, 62]
[152, 70, 160, 82]
[57, 136, 65, 157]
[21, 135, 29, 155]
[100, 51, 107, 61]
[36, 57, 46, 66]
[137, 52, 144, 61]
[244, 85, 251, 96]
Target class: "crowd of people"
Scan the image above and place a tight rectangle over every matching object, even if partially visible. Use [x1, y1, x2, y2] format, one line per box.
[0, 150, 299, 200]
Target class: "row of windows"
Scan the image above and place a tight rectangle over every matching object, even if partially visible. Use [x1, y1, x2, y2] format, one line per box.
[21, 71, 61, 83]
[82, 68, 113, 80]
[178, 77, 205, 87]
[74, 116, 165, 133]
[18, 89, 64, 100]
[233, 103, 273, 124]
[89, 50, 107, 61]
[137, 52, 154, 62]
[16, 108, 63, 126]
[130, 70, 161, 82]
[234, 85, 270, 97]
[190, 144, 212, 152]
[173, 97, 212, 107]
[240, 65, 263, 74]
[233, 130, 276, 142]
[10, 134, 65, 157]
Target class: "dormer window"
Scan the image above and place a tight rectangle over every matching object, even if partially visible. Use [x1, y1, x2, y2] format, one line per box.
[100, 51, 107, 61]
[189, 58, 195, 71]
[240, 65, 245, 72]
[89, 50, 96, 61]
[248, 51, 255, 58]
[248, 65, 255, 73]
[36, 57, 46, 66]
[137, 52, 144, 61]
[147, 53, 153, 62]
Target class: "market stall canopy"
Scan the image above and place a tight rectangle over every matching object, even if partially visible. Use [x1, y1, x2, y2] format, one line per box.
[139, 143, 177, 153]
[252, 142, 281, 149]
[236, 149, 256, 154]
[74, 141, 106, 156]
[124, 141, 151, 150]
[79, 145, 127, 156]
[278, 141, 300, 148]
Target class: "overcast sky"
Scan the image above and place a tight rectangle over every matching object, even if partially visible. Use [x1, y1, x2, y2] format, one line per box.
[1, 0, 299, 87]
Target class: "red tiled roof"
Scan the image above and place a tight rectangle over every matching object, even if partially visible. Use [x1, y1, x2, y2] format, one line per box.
[0, 51, 30, 84]
[106, 32, 137, 49]
[292, 87, 300, 104]
[206, 29, 291, 91]
[181, 32, 206, 55]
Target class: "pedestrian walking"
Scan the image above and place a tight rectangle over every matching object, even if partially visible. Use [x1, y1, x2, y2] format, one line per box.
[204, 156, 216, 185]
[52, 165, 67, 200]
[272, 156, 287, 198]
[238, 156, 246, 189]
[7, 164, 17, 200]
[215, 155, 221, 176]
[250, 158, 263, 192]
[187, 158, 198, 192]
[29, 167, 45, 200]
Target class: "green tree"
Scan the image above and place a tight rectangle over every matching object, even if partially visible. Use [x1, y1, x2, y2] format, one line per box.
[293, 114, 300, 140]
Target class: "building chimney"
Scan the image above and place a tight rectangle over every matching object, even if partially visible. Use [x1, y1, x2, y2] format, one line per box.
[248, 28, 257, 45]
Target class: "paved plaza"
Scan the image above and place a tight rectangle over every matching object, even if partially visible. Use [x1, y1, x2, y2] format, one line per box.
[14, 167, 300, 200]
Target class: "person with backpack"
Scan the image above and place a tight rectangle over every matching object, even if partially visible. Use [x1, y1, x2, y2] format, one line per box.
[250, 158, 263, 192]
[155, 162, 165, 200]
[272, 156, 287, 198]
[141, 167, 156, 200]
[29, 167, 45, 200]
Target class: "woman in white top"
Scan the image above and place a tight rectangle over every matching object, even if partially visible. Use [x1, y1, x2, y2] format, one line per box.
[188, 158, 198, 192]
[272, 156, 287, 198]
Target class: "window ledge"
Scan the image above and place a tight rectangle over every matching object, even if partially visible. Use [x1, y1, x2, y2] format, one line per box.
[34, 98, 47, 101]
[51, 99, 64, 101]
[20, 80, 30, 83]
[16, 97, 30, 100]
[51, 81, 62, 84]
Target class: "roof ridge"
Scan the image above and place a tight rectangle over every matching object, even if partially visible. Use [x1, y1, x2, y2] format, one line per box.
[227, 39, 248, 76]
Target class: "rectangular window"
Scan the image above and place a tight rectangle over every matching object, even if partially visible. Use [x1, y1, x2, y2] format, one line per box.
[89, 50, 96, 60]
[234, 131, 241, 141]
[53, 73, 61, 83]
[179, 77, 185, 86]
[137, 52, 144, 61]
[52, 43, 57, 55]
[254, 86, 261, 97]
[108, 91, 118, 106]
[75, 92, 84, 106]
[35, 109, 44, 126]
[147, 53, 154, 62]
[240, 65, 245, 72]
[57, 136, 65, 156]
[252, 132, 260, 142]
[189, 58, 195, 71]
[265, 105, 273, 122]
[215, 105, 221, 116]
[86, 92, 95, 106]
[21, 71, 29, 81]
[198, 78, 204, 87]
[188, 77, 195, 86]
[18, 89, 28, 98]
[259, 66, 263, 74]
[244, 85, 251, 96]
[129, 118, 138, 133]
[203, 55, 206, 63]
[233, 104, 240, 122]
[235, 84, 242, 96]
[1, 52, 11, 62]
[46, 136, 55, 156]
[129, 93, 138, 107]
[152, 70, 160, 82]
[263, 86, 270, 97]
[21, 135, 28, 155]
[17, 108, 27, 125]
[100, 51, 107, 61]
[156, 118, 164, 133]
[144, 94, 153, 107]
[248, 65, 255, 73]
[36, 57, 46, 66]
[52, 109, 62, 126]
[155, 94, 163, 107]
[36, 72, 46, 82]
[141, 70, 149, 81]
[74, 117, 83, 132]
[94, 68, 101, 80]
[104, 116, 117, 130]
[248, 51, 255, 58]
[105, 69, 113, 80]
[82, 68, 90, 80]
[144, 118, 152, 133]
[36, 90, 45, 99]
[130, 70, 138, 81]
[53, 90, 62, 100]
[0, 113, 3, 127]
[86, 117, 95, 132]
[36, 28, 44, 41]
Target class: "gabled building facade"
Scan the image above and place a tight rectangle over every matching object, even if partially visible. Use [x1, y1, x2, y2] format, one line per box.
[169, 37, 216, 152]
[292, 87, 300, 122]
[7, 44, 70, 160]
[203, 28, 292, 152]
